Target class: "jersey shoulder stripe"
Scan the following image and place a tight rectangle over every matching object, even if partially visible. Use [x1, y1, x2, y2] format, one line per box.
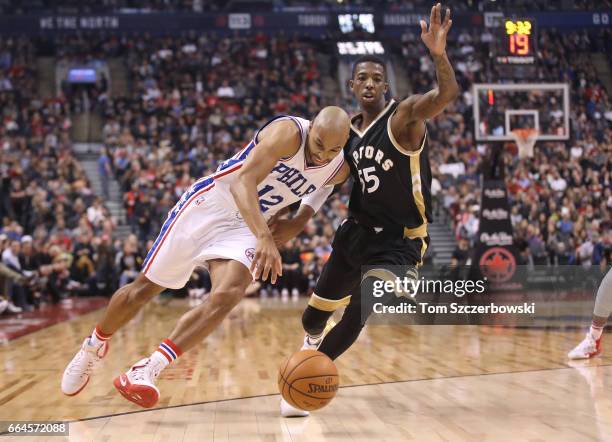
[217, 139, 256, 173]
[255, 115, 307, 161]
[322, 158, 345, 187]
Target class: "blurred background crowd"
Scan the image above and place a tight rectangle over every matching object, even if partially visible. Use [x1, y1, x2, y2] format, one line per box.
[0, 4, 610, 315]
[401, 27, 612, 267]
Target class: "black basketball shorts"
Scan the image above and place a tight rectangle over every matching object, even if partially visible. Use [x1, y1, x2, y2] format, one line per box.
[310, 218, 428, 312]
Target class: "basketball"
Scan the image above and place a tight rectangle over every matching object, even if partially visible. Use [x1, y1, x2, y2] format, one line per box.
[278, 350, 339, 411]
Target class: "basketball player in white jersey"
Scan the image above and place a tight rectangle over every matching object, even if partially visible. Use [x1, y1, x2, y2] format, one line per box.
[61, 106, 351, 408]
[568, 267, 611, 359]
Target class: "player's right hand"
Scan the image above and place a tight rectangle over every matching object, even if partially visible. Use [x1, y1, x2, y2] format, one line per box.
[251, 234, 283, 284]
[420, 3, 452, 57]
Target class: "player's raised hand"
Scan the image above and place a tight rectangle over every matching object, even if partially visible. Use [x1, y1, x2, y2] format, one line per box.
[251, 234, 283, 284]
[420, 3, 452, 57]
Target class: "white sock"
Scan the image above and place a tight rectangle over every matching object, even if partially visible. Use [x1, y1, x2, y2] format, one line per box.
[89, 326, 111, 347]
[150, 350, 171, 372]
[590, 324, 604, 340]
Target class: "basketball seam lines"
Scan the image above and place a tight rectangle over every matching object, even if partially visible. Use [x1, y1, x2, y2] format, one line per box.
[281, 354, 324, 389]
[280, 369, 332, 405]
[286, 380, 336, 402]
[278, 367, 337, 402]
[287, 379, 299, 408]
[285, 374, 339, 383]
[280, 356, 291, 381]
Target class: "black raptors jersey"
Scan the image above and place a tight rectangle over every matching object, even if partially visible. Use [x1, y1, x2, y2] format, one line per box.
[345, 99, 432, 237]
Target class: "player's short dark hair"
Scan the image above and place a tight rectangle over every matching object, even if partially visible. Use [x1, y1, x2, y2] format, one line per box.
[351, 55, 386, 79]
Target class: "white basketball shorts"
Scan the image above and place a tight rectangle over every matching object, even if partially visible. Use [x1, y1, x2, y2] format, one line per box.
[141, 177, 256, 289]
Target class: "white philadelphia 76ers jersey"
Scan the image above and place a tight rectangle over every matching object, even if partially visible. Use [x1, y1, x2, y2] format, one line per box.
[140, 115, 344, 288]
[212, 115, 345, 218]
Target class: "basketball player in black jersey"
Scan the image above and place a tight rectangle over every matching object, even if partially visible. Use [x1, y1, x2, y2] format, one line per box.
[281, 4, 459, 415]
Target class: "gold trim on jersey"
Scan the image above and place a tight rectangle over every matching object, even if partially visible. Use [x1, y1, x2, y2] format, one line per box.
[308, 293, 351, 311]
[362, 268, 397, 283]
[407, 151, 428, 242]
[403, 224, 428, 239]
[386, 110, 427, 156]
[350, 99, 396, 138]
[418, 237, 428, 266]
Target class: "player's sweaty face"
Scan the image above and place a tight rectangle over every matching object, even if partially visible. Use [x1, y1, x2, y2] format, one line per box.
[306, 124, 344, 166]
[351, 63, 387, 108]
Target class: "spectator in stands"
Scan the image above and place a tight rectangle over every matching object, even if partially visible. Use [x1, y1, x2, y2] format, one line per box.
[279, 238, 305, 299]
[17, 235, 40, 306]
[98, 147, 113, 199]
[115, 234, 144, 287]
[87, 198, 106, 229]
[94, 234, 117, 294]
[450, 238, 471, 267]
[2, 238, 30, 311]
[0, 233, 27, 313]
[134, 192, 154, 243]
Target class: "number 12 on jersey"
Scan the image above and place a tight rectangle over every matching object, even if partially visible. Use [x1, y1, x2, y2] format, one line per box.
[258, 184, 284, 212]
[358, 166, 380, 193]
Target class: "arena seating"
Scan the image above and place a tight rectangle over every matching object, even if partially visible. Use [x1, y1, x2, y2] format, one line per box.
[0, 24, 610, 313]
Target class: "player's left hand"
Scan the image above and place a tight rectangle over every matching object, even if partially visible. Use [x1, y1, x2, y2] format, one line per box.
[268, 215, 307, 246]
[251, 234, 283, 284]
[420, 3, 452, 57]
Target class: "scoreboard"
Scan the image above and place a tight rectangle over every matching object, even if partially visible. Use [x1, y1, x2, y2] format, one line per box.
[495, 18, 536, 65]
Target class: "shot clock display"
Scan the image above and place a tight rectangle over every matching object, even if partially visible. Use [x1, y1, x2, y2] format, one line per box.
[495, 18, 536, 65]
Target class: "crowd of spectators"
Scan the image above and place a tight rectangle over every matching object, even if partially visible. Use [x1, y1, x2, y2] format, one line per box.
[399, 27, 611, 267]
[1, 24, 610, 315]
[0, 32, 330, 313]
[0, 38, 152, 314]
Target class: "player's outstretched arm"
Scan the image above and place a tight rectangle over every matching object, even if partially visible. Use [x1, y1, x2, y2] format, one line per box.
[230, 120, 301, 283]
[394, 3, 459, 127]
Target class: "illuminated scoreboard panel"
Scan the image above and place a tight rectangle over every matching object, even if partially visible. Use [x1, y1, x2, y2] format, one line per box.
[495, 19, 536, 65]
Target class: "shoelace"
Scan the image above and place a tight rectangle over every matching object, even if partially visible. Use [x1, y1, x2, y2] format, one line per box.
[131, 360, 161, 382]
[68, 349, 99, 377]
[131, 367, 147, 382]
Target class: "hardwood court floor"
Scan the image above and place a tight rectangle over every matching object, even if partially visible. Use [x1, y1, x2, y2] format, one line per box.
[1, 297, 610, 441]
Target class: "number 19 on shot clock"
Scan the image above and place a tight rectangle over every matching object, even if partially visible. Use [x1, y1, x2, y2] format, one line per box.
[496, 18, 536, 65]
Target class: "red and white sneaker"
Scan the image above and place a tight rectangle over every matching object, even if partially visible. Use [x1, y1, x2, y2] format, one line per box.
[113, 358, 163, 408]
[61, 338, 109, 396]
[568, 333, 602, 359]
